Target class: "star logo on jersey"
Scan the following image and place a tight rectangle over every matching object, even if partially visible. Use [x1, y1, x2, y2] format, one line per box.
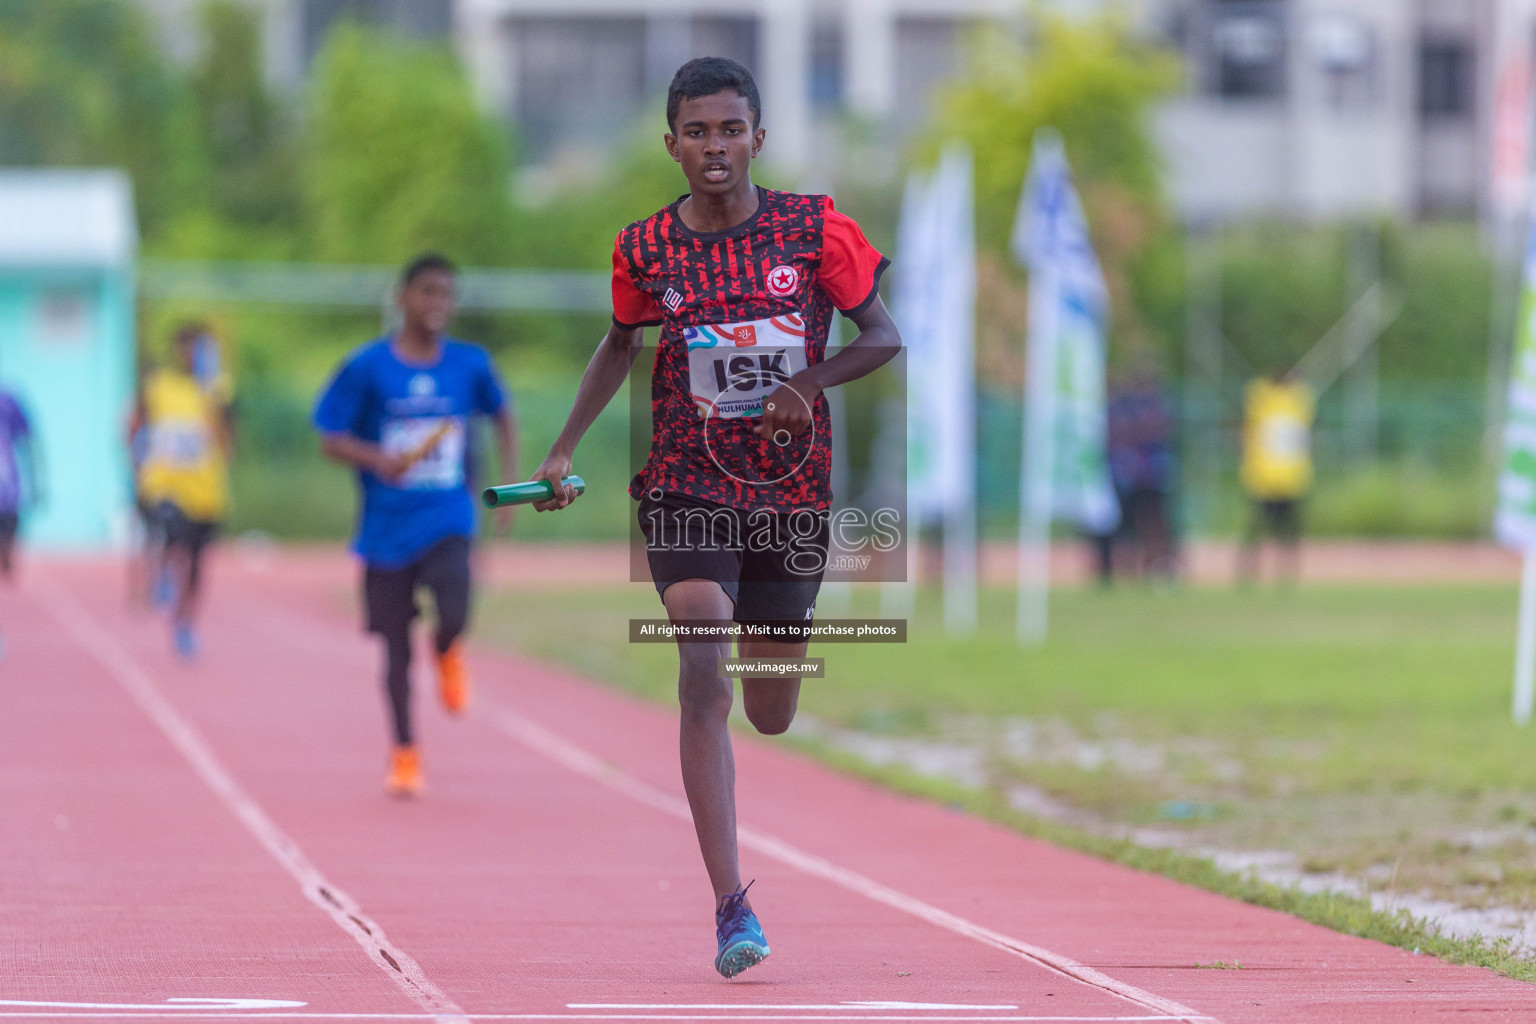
[664, 287, 683, 312]
[408, 373, 436, 397]
[765, 264, 799, 297]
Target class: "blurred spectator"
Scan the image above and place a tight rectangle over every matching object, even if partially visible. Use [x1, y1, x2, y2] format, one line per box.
[1238, 367, 1314, 584]
[131, 323, 235, 660]
[0, 378, 38, 661]
[0, 381, 39, 576]
[1095, 364, 1177, 584]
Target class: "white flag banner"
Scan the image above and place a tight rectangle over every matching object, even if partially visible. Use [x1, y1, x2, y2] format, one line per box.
[1014, 129, 1119, 643]
[1496, 215, 1536, 724]
[898, 172, 943, 525]
[1496, 220, 1536, 550]
[894, 143, 978, 633]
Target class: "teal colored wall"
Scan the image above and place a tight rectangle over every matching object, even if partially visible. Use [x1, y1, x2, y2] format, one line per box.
[0, 267, 134, 550]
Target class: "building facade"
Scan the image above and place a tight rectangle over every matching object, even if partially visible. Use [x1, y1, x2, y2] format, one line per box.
[451, 0, 1014, 178]
[0, 172, 137, 550]
[1156, 0, 1536, 224]
[143, 0, 1536, 224]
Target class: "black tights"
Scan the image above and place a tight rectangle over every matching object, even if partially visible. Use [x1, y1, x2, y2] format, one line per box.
[367, 537, 471, 746]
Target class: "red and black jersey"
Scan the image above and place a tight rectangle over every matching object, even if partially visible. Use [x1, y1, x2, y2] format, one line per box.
[612, 186, 888, 512]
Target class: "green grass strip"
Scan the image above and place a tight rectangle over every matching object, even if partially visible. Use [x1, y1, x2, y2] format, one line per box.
[791, 737, 1536, 984]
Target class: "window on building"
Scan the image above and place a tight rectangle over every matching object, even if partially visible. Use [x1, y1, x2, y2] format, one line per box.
[1208, 0, 1287, 100]
[1420, 37, 1475, 118]
[809, 21, 844, 110]
[516, 18, 647, 161]
[895, 17, 961, 135]
[35, 289, 92, 347]
[1311, 13, 1377, 111]
[301, 0, 452, 68]
[1159, 0, 1194, 52]
[692, 17, 758, 74]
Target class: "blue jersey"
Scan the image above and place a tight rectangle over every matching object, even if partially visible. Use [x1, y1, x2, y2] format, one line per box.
[313, 338, 508, 568]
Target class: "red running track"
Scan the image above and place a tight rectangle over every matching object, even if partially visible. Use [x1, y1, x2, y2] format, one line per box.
[4, 551, 1535, 1023]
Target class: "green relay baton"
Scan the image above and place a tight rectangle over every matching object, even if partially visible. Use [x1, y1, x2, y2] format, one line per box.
[481, 475, 586, 509]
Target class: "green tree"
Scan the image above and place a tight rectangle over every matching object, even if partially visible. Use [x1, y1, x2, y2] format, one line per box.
[926, 12, 1179, 249]
[190, 0, 300, 230]
[152, 0, 305, 259]
[917, 11, 1182, 382]
[507, 111, 693, 270]
[0, 0, 209, 233]
[304, 24, 515, 265]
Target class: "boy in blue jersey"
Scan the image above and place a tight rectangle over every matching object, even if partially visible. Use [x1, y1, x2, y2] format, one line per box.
[314, 254, 517, 796]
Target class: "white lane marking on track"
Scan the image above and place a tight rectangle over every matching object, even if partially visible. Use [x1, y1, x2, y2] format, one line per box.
[30, 582, 470, 1024]
[0, 1002, 306, 1011]
[480, 704, 1219, 1024]
[223, 584, 1216, 1024]
[0, 1014, 1192, 1021]
[568, 1007, 1022, 1012]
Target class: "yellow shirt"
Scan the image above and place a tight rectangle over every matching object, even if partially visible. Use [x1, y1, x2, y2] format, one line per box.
[138, 369, 229, 521]
[1241, 378, 1314, 500]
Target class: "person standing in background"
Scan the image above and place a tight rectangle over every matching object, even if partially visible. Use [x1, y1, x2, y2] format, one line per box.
[1238, 367, 1314, 584]
[1097, 365, 1177, 584]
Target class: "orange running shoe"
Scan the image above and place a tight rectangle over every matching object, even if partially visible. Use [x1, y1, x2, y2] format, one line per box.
[436, 642, 470, 714]
[385, 745, 423, 797]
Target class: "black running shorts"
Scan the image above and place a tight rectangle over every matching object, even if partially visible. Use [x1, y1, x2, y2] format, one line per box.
[149, 501, 218, 554]
[638, 490, 828, 627]
[363, 535, 471, 638]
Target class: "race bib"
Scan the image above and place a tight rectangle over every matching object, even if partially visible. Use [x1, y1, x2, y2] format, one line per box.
[147, 419, 211, 467]
[381, 416, 466, 490]
[1260, 416, 1310, 460]
[685, 314, 809, 420]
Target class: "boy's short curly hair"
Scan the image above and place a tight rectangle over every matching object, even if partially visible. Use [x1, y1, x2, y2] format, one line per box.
[666, 57, 760, 133]
[400, 252, 456, 287]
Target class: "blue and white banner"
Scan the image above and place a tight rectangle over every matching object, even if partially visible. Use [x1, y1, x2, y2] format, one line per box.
[1496, 217, 1536, 549]
[1014, 129, 1118, 642]
[1015, 130, 1119, 537]
[899, 145, 977, 529]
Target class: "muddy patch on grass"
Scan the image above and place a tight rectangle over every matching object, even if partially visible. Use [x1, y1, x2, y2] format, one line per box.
[792, 712, 1536, 951]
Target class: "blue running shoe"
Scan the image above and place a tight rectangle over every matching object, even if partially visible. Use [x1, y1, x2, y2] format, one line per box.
[173, 622, 197, 662]
[153, 571, 175, 609]
[714, 881, 769, 978]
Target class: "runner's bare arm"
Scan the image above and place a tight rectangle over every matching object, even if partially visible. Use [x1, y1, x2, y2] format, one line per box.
[216, 401, 236, 459]
[757, 295, 901, 440]
[128, 370, 148, 443]
[320, 432, 411, 481]
[492, 406, 518, 533]
[529, 321, 646, 511]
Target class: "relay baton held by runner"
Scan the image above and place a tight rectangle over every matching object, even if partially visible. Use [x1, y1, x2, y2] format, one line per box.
[399, 421, 453, 470]
[481, 476, 586, 508]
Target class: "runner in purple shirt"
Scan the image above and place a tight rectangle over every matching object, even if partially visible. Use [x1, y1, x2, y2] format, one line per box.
[0, 388, 39, 580]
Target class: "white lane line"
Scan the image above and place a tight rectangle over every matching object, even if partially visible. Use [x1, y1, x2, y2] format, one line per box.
[0, 1002, 305, 1011]
[0, 1014, 1191, 1021]
[481, 703, 1218, 1024]
[31, 582, 470, 1024]
[568, 1008, 1021, 1012]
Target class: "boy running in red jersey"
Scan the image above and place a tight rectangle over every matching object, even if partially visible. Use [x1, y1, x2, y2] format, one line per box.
[529, 57, 900, 977]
